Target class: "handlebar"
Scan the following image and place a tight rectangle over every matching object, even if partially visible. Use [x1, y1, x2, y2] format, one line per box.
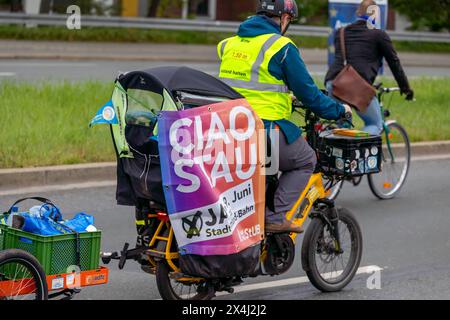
[381, 87, 400, 93]
[343, 111, 354, 128]
[374, 82, 415, 102]
[292, 99, 354, 128]
[292, 98, 305, 110]
[374, 82, 400, 93]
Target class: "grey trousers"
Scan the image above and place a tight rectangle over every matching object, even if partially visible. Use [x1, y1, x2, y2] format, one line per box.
[266, 132, 317, 224]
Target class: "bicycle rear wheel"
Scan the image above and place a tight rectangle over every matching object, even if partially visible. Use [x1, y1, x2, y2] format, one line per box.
[368, 122, 411, 200]
[0, 249, 48, 300]
[155, 262, 212, 300]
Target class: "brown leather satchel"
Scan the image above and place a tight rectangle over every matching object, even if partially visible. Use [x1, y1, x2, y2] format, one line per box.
[332, 27, 376, 113]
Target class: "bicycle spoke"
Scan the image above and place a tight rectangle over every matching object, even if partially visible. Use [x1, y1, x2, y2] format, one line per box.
[313, 218, 355, 284]
[0, 261, 39, 300]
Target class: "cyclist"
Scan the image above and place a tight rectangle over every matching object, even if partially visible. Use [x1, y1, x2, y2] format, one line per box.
[218, 0, 352, 234]
[325, 0, 414, 135]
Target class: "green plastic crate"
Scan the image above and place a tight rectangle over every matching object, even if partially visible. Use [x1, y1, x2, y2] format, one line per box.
[0, 222, 101, 276]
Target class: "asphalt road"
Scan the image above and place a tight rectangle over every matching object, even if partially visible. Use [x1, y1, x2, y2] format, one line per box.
[0, 59, 449, 82]
[1, 158, 450, 300]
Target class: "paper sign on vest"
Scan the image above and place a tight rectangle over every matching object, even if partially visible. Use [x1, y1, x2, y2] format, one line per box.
[158, 99, 266, 256]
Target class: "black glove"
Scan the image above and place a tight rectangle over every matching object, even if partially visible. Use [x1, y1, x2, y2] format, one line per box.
[402, 89, 414, 101]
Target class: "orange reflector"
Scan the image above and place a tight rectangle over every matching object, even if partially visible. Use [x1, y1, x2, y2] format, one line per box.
[383, 182, 393, 189]
[388, 133, 394, 140]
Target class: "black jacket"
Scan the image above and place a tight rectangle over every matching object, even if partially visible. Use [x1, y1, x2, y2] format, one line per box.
[325, 20, 411, 93]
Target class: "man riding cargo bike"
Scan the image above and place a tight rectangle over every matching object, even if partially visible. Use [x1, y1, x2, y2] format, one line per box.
[91, 1, 375, 301]
[217, 0, 353, 233]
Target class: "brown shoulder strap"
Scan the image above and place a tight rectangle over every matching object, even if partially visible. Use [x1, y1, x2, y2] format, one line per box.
[340, 27, 347, 65]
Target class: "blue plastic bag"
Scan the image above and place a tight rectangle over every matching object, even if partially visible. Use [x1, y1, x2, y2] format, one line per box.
[62, 213, 95, 233]
[4, 198, 96, 236]
[21, 212, 69, 236]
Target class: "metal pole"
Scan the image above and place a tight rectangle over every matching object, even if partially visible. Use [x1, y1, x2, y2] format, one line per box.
[24, 0, 42, 27]
[24, 0, 42, 14]
[209, 0, 217, 20]
[182, 0, 189, 20]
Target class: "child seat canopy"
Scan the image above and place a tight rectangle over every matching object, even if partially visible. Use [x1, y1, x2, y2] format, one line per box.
[109, 67, 242, 206]
[130, 66, 243, 100]
[111, 66, 243, 157]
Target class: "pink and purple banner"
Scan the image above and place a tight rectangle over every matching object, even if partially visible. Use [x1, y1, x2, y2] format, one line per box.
[158, 99, 266, 256]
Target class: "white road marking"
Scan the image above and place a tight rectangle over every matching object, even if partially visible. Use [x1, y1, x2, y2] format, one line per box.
[0, 72, 15, 77]
[412, 154, 450, 162]
[0, 62, 96, 67]
[0, 180, 116, 196]
[169, 265, 383, 300]
[215, 265, 383, 297]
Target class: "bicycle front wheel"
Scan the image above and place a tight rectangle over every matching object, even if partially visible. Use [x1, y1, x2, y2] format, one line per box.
[0, 249, 48, 300]
[368, 122, 411, 200]
[301, 207, 363, 292]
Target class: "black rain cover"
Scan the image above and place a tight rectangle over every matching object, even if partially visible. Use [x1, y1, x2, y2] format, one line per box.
[114, 66, 242, 207]
[142, 66, 243, 99]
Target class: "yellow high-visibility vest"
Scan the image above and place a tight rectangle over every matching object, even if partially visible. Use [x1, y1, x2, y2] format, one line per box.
[218, 34, 295, 121]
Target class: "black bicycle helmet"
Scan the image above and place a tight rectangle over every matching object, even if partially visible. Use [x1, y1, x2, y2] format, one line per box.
[257, 0, 299, 21]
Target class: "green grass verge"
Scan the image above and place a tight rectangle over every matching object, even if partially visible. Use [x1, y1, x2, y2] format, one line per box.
[0, 77, 449, 169]
[0, 81, 115, 168]
[1, 25, 450, 53]
[293, 77, 450, 143]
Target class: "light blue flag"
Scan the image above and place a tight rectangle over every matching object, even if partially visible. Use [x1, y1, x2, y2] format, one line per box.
[89, 100, 119, 127]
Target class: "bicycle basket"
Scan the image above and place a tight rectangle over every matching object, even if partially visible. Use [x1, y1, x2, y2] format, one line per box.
[317, 131, 382, 177]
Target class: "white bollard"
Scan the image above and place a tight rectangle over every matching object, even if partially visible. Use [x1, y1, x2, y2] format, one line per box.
[24, 0, 42, 28]
[24, 0, 42, 14]
[182, 0, 189, 20]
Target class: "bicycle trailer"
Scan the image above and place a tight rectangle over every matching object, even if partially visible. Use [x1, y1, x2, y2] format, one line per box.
[0, 201, 108, 299]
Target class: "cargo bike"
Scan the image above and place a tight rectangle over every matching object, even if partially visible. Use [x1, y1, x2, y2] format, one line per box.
[93, 67, 383, 300]
[0, 198, 108, 300]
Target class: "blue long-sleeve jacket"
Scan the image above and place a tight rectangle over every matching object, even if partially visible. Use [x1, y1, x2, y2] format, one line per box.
[237, 15, 345, 143]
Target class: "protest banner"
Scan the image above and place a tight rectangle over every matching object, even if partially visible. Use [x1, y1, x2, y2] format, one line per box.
[158, 99, 266, 256]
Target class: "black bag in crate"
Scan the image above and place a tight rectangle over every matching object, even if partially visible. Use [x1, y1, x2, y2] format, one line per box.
[317, 131, 382, 177]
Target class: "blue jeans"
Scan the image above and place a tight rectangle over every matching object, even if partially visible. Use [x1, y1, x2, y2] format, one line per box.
[326, 81, 383, 135]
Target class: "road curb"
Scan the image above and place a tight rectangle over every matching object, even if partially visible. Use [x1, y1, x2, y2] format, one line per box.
[0, 53, 219, 63]
[1, 141, 449, 191]
[1, 46, 449, 67]
[0, 162, 116, 191]
[1, 53, 449, 68]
